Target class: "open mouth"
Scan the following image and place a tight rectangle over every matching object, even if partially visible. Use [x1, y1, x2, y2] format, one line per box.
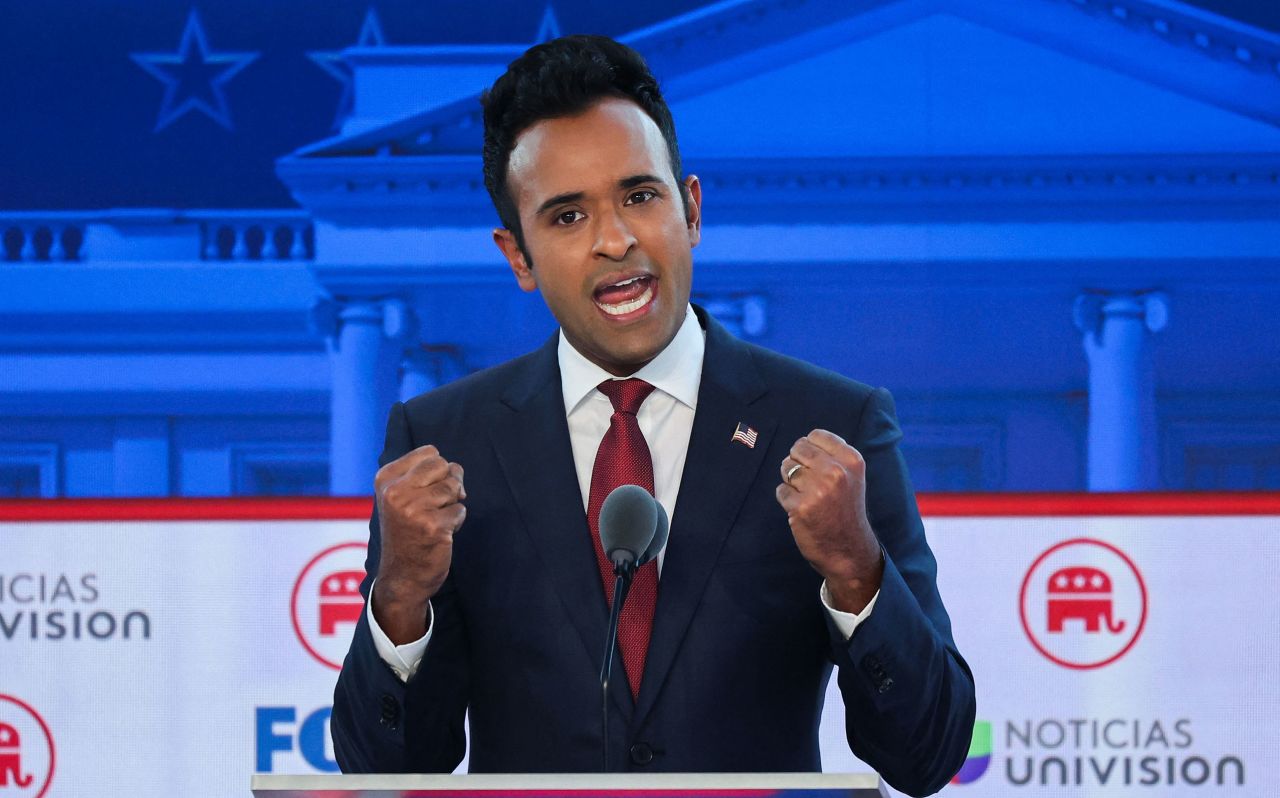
[593, 274, 656, 317]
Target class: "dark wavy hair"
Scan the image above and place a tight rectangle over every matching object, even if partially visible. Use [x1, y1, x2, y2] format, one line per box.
[481, 35, 684, 248]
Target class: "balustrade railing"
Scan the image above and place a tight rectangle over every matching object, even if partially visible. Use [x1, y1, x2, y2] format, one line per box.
[0, 210, 314, 263]
[194, 212, 313, 261]
[1, 216, 86, 261]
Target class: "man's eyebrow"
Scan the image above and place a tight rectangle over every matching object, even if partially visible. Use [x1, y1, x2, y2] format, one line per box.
[535, 191, 585, 217]
[534, 175, 665, 217]
[619, 174, 664, 190]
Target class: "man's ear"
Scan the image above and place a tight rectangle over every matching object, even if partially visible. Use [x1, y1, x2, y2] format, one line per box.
[493, 228, 537, 292]
[683, 174, 702, 248]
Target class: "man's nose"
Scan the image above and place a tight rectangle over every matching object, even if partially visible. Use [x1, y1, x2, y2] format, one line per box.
[592, 208, 636, 260]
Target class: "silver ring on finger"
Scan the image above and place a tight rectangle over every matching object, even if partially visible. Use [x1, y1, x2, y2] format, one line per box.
[785, 462, 804, 487]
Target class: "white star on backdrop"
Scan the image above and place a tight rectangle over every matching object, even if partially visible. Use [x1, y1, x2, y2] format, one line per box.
[130, 8, 259, 132]
[536, 4, 562, 42]
[307, 7, 386, 132]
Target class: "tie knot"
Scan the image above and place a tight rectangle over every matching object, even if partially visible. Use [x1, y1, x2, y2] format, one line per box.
[597, 378, 655, 415]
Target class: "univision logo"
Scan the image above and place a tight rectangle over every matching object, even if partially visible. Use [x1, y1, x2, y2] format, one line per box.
[951, 717, 1245, 788]
[951, 721, 992, 785]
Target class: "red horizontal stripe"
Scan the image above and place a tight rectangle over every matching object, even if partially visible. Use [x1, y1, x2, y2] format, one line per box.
[0, 497, 373, 521]
[916, 492, 1280, 516]
[0, 493, 1277, 522]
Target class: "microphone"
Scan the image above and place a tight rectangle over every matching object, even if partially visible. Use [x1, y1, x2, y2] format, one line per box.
[597, 484, 660, 771]
[638, 500, 669, 567]
[598, 484, 658, 574]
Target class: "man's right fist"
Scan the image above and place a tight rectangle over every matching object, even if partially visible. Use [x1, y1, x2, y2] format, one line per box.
[371, 444, 466, 644]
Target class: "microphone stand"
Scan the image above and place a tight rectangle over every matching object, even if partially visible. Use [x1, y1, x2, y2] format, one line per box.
[600, 561, 634, 772]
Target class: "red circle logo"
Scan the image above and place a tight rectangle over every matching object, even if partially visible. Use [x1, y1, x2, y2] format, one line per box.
[0, 694, 55, 798]
[1019, 538, 1148, 670]
[290, 542, 368, 670]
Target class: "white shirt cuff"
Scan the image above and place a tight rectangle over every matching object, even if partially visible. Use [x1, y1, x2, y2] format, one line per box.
[820, 581, 879, 641]
[366, 578, 432, 682]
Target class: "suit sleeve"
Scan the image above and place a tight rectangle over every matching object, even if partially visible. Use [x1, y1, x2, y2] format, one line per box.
[827, 387, 976, 797]
[331, 401, 470, 774]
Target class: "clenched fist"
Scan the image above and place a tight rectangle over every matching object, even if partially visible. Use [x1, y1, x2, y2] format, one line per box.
[371, 444, 466, 644]
[775, 429, 884, 614]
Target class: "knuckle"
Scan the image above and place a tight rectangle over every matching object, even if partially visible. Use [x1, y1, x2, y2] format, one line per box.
[422, 510, 447, 537]
[400, 503, 423, 526]
[427, 482, 452, 505]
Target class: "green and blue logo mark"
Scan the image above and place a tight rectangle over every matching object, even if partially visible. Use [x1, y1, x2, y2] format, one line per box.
[951, 720, 992, 785]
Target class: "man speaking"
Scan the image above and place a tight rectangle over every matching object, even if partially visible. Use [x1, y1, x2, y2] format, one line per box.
[331, 34, 975, 796]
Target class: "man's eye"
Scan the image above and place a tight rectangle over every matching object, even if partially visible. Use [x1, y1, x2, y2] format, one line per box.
[555, 210, 584, 225]
[626, 190, 656, 205]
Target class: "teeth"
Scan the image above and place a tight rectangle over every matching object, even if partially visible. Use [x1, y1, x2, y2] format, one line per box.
[609, 275, 643, 288]
[597, 282, 654, 316]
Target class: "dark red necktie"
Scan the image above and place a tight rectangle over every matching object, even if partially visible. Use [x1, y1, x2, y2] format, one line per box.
[587, 378, 659, 700]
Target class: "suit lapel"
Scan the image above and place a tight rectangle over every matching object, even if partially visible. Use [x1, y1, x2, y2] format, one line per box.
[633, 312, 775, 727]
[488, 334, 635, 716]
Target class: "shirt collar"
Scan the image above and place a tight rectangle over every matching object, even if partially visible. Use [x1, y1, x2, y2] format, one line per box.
[559, 304, 704, 416]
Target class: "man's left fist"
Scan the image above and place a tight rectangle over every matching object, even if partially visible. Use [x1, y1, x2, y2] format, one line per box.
[775, 429, 884, 613]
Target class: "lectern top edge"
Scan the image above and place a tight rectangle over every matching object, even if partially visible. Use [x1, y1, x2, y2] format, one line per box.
[251, 771, 888, 797]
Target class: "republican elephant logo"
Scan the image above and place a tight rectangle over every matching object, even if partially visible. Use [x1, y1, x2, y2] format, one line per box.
[318, 569, 364, 636]
[0, 722, 33, 787]
[1019, 538, 1148, 670]
[0, 694, 54, 797]
[1046, 566, 1126, 634]
[291, 542, 369, 670]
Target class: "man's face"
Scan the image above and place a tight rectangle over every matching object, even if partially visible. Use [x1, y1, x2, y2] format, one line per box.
[493, 97, 701, 376]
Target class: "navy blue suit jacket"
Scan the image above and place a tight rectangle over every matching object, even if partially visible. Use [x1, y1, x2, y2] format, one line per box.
[332, 308, 975, 796]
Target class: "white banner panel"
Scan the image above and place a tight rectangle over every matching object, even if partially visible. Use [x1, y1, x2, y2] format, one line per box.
[0, 511, 365, 797]
[1, 497, 1277, 797]
[833, 511, 1280, 797]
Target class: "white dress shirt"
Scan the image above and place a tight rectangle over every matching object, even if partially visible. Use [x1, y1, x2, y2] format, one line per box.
[368, 305, 877, 681]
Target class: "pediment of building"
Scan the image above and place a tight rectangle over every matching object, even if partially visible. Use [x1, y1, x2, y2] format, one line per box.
[279, 0, 1280, 219]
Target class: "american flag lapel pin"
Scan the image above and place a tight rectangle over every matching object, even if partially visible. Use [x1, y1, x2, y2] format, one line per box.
[730, 422, 758, 449]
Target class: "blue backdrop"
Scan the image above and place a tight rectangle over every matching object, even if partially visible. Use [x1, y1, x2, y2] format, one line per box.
[2, 0, 1279, 498]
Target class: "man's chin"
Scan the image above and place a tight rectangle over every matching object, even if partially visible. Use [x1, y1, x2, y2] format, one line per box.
[566, 307, 683, 374]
